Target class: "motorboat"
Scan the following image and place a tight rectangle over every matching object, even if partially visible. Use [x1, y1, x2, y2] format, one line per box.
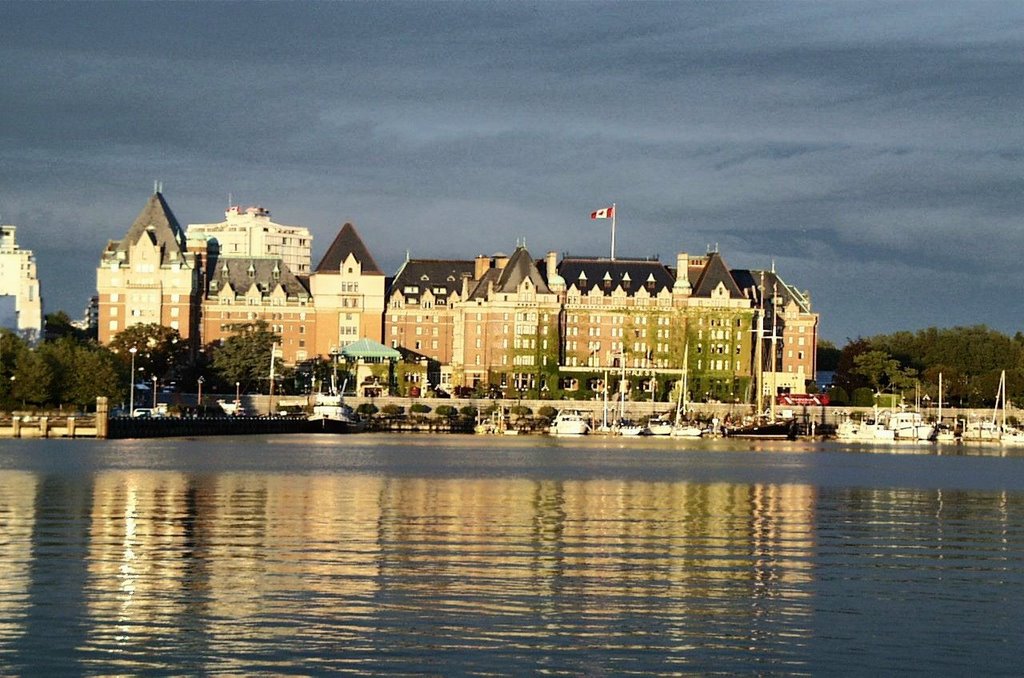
[885, 410, 936, 441]
[308, 393, 365, 433]
[549, 409, 591, 436]
[835, 410, 895, 443]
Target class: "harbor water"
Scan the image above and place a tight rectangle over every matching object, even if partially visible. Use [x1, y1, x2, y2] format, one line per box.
[1, 434, 1022, 675]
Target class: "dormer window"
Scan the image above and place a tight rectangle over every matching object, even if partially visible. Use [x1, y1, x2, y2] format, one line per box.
[247, 263, 255, 278]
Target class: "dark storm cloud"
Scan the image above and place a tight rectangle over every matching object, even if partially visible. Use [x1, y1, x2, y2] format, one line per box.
[2, 1, 1024, 341]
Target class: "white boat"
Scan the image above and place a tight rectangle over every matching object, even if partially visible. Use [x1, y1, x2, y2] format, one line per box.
[646, 416, 674, 436]
[217, 399, 243, 416]
[308, 393, 364, 433]
[668, 341, 703, 438]
[614, 419, 649, 436]
[885, 410, 936, 441]
[835, 410, 895, 442]
[549, 409, 591, 436]
[670, 422, 704, 438]
[308, 377, 364, 433]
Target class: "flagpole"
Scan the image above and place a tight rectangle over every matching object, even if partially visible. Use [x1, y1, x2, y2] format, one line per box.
[611, 202, 616, 261]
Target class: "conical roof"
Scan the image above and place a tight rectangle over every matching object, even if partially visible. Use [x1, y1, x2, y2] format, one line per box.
[116, 192, 187, 264]
[315, 222, 383, 275]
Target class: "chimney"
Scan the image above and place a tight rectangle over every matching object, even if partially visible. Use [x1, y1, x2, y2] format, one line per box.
[673, 252, 691, 295]
[474, 255, 490, 280]
[546, 251, 558, 279]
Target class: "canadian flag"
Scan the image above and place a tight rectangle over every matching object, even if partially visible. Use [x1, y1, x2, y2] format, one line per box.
[590, 205, 614, 219]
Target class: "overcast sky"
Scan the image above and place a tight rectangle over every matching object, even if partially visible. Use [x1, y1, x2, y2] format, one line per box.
[3, 1, 1024, 343]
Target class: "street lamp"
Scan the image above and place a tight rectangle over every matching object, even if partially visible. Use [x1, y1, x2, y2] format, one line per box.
[235, 381, 241, 411]
[128, 347, 138, 415]
[152, 375, 158, 408]
[197, 376, 204, 411]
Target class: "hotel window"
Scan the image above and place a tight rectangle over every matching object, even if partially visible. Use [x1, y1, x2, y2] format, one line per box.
[110, 293, 119, 302]
[111, 307, 118, 317]
[108, 320, 118, 331]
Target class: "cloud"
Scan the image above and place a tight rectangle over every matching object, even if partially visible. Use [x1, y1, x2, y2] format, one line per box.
[2, 2, 1024, 342]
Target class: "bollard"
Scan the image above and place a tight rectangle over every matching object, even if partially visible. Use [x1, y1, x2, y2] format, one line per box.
[67, 416, 76, 438]
[12, 417, 20, 438]
[39, 416, 49, 438]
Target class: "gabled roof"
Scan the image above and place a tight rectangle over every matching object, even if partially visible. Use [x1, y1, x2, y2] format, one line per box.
[731, 269, 812, 313]
[207, 257, 310, 300]
[315, 222, 383, 275]
[111, 192, 187, 265]
[467, 247, 549, 300]
[494, 247, 550, 294]
[689, 252, 746, 299]
[389, 259, 475, 302]
[557, 257, 675, 297]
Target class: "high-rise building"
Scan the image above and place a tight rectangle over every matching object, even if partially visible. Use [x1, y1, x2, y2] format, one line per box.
[186, 205, 313, 275]
[0, 225, 43, 341]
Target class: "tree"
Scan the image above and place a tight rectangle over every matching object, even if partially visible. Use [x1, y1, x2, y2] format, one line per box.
[209, 321, 280, 393]
[12, 351, 54, 406]
[817, 339, 841, 372]
[109, 323, 188, 382]
[44, 311, 89, 343]
[851, 350, 917, 395]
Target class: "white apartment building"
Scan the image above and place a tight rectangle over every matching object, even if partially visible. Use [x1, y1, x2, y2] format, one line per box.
[0, 225, 43, 340]
[186, 205, 312, 274]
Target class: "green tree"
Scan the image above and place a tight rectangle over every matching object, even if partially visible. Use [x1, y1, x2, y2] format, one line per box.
[817, 339, 841, 372]
[44, 311, 89, 343]
[209, 321, 281, 393]
[109, 323, 188, 382]
[12, 351, 54, 406]
[0, 330, 28, 407]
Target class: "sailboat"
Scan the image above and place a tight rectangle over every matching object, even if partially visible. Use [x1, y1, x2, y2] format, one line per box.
[670, 342, 703, 438]
[934, 373, 957, 443]
[723, 279, 796, 440]
[995, 371, 1024, 446]
[962, 371, 1006, 444]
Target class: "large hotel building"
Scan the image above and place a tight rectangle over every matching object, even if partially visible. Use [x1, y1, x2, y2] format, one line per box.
[96, 192, 818, 402]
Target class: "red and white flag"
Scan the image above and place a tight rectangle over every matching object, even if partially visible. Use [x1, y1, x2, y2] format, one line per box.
[590, 205, 614, 219]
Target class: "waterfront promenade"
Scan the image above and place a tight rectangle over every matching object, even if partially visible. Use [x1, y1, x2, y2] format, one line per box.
[0, 392, 1013, 439]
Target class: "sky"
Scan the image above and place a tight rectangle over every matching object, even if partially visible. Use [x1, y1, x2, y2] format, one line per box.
[3, 1, 1024, 344]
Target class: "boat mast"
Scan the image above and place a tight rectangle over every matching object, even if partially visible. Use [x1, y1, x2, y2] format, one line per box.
[754, 273, 765, 416]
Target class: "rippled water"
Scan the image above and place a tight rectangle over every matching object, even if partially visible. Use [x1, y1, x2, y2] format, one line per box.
[1, 434, 1023, 675]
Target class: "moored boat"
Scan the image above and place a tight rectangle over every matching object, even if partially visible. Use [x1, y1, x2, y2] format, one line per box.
[549, 409, 591, 436]
[308, 393, 365, 433]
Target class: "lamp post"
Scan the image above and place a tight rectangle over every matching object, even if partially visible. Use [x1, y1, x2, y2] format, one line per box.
[152, 375, 158, 408]
[235, 381, 241, 414]
[197, 376, 204, 412]
[128, 347, 138, 415]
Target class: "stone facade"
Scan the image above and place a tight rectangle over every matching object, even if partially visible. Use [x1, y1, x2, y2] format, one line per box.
[96, 193, 201, 345]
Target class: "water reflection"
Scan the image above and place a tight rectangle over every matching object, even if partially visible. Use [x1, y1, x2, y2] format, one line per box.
[0, 447, 1021, 674]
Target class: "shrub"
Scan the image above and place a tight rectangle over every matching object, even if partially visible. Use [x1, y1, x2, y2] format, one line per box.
[538, 405, 557, 419]
[459, 405, 478, 418]
[435, 405, 457, 417]
[851, 387, 876, 407]
[382, 404, 405, 416]
[356, 403, 379, 416]
[410, 403, 431, 414]
[826, 386, 849, 406]
[510, 405, 532, 417]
